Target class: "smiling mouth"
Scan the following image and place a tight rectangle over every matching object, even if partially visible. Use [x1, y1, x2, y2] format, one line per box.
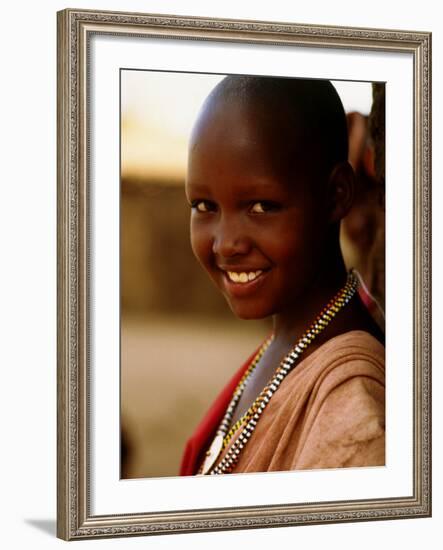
[226, 270, 263, 284]
[219, 268, 270, 297]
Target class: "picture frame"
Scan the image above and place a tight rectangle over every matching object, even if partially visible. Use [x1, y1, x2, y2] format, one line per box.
[57, 7, 431, 540]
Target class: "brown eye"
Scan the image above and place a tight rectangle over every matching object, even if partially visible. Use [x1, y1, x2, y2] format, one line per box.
[250, 202, 266, 213]
[191, 200, 216, 213]
[250, 201, 280, 214]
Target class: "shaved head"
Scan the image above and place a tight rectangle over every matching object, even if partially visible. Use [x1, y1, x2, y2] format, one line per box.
[192, 75, 349, 186]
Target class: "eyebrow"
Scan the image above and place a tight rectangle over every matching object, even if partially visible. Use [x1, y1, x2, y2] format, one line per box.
[186, 178, 286, 196]
[185, 181, 209, 192]
[236, 180, 286, 196]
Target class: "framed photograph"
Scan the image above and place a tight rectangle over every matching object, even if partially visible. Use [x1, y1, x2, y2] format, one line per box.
[57, 8, 431, 540]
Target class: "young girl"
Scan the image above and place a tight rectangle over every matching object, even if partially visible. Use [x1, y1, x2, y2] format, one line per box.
[180, 76, 385, 476]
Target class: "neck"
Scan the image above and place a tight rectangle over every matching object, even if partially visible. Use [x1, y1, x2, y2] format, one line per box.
[272, 242, 348, 350]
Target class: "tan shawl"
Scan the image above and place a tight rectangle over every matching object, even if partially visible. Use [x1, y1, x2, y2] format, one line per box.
[221, 330, 385, 473]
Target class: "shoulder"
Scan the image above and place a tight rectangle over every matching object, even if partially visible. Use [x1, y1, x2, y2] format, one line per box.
[301, 330, 385, 396]
[314, 330, 385, 370]
[294, 331, 385, 469]
[302, 330, 385, 426]
[273, 330, 384, 410]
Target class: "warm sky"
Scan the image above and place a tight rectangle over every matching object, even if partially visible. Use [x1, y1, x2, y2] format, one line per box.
[121, 71, 373, 182]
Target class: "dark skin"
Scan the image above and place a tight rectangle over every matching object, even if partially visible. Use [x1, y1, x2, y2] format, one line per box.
[186, 92, 384, 426]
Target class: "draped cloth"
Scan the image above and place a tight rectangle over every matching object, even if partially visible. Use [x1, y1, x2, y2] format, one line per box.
[179, 330, 385, 476]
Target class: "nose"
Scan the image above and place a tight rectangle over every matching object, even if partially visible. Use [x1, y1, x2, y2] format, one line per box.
[212, 215, 252, 258]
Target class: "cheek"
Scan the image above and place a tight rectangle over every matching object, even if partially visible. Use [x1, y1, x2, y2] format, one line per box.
[266, 221, 306, 261]
[268, 218, 322, 273]
[190, 220, 213, 268]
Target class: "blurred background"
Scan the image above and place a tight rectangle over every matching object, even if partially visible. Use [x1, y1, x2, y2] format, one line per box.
[120, 71, 385, 478]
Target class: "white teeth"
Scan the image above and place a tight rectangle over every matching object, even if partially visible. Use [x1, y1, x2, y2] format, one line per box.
[227, 270, 263, 284]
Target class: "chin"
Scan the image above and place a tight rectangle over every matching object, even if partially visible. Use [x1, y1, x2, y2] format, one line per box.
[227, 301, 272, 321]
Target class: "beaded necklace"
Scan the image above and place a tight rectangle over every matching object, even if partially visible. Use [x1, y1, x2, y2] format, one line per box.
[199, 270, 358, 475]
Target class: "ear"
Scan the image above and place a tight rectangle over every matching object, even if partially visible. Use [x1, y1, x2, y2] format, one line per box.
[327, 161, 355, 223]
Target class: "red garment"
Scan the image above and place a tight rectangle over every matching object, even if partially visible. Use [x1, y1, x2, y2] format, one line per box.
[358, 285, 381, 319]
[179, 346, 260, 476]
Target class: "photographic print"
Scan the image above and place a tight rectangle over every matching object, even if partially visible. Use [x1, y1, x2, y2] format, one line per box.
[57, 8, 431, 540]
[120, 71, 386, 479]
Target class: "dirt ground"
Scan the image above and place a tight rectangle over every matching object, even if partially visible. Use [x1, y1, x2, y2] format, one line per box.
[121, 314, 269, 478]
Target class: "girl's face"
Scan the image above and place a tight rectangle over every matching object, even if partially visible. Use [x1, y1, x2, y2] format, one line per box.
[185, 99, 331, 320]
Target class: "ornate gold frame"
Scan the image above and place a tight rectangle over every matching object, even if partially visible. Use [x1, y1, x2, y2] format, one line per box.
[57, 8, 431, 540]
